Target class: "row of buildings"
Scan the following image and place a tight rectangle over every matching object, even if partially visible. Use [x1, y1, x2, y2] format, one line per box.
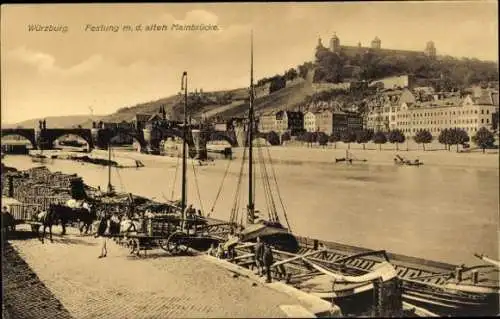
[257, 110, 363, 135]
[366, 88, 499, 136]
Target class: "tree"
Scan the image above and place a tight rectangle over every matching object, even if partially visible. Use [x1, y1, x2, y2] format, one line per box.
[472, 127, 495, 153]
[355, 129, 374, 150]
[387, 129, 406, 151]
[438, 128, 452, 151]
[284, 68, 298, 81]
[372, 131, 387, 151]
[269, 76, 286, 93]
[301, 132, 315, 147]
[413, 130, 433, 151]
[329, 131, 341, 149]
[281, 131, 291, 144]
[267, 131, 280, 146]
[449, 128, 469, 152]
[340, 129, 356, 150]
[316, 132, 329, 147]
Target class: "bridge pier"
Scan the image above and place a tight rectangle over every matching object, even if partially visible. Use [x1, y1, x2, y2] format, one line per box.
[191, 130, 208, 160]
[235, 124, 247, 147]
[34, 128, 53, 150]
[91, 128, 108, 150]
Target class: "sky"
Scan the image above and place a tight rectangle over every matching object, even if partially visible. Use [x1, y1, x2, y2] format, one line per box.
[1, 2, 498, 124]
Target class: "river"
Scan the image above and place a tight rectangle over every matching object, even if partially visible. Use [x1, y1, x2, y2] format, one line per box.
[3, 149, 498, 266]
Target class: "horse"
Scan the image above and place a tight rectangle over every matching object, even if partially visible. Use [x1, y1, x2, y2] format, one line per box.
[37, 202, 97, 243]
[37, 209, 56, 243]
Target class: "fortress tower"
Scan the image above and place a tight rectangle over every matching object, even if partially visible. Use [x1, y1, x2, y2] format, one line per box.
[329, 32, 340, 53]
[371, 36, 381, 49]
[424, 41, 437, 58]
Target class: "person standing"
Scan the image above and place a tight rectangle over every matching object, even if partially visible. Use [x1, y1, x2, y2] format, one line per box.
[262, 244, 274, 283]
[254, 237, 264, 276]
[95, 216, 109, 258]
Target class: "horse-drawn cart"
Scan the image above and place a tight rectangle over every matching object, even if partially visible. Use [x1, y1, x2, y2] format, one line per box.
[113, 214, 228, 257]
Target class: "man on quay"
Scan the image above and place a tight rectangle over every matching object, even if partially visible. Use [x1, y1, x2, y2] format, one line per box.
[262, 243, 274, 283]
[254, 236, 264, 276]
[95, 215, 109, 258]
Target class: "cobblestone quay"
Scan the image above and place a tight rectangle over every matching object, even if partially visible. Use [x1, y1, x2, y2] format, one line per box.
[5, 226, 300, 318]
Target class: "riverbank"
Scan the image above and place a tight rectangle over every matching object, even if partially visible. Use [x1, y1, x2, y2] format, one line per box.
[99, 144, 499, 170]
[5, 225, 320, 318]
[29, 150, 142, 168]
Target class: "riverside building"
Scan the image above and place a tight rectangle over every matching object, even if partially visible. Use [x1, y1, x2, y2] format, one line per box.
[395, 92, 498, 137]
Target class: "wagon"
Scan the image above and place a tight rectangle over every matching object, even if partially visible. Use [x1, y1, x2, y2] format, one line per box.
[114, 214, 229, 257]
[5, 202, 43, 233]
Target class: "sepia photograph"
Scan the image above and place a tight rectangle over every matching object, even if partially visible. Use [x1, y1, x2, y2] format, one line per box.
[1, 2, 498, 318]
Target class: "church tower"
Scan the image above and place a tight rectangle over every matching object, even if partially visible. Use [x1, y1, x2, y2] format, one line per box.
[424, 41, 436, 58]
[371, 36, 381, 49]
[329, 32, 340, 53]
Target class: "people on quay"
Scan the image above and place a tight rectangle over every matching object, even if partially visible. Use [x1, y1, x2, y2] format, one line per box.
[262, 244, 275, 283]
[254, 236, 264, 276]
[207, 243, 217, 257]
[197, 209, 203, 217]
[95, 216, 109, 259]
[216, 243, 225, 259]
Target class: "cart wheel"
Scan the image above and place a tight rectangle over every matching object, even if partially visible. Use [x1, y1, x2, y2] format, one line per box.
[164, 232, 188, 255]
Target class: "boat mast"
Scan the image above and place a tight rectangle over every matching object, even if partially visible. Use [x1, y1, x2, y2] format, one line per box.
[181, 72, 188, 214]
[107, 143, 112, 193]
[247, 31, 255, 224]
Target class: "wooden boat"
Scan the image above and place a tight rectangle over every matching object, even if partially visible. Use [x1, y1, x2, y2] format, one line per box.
[30, 153, 48, 163]
[335, 151, 367, 164]
[286, 238, 499, 317]
[394, 155, 423, 166]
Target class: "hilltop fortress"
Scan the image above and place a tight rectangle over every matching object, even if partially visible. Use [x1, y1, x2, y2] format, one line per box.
[317, 32, 437, 58]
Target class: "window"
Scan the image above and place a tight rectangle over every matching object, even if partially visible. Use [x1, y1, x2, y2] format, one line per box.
[481, 119, 484, 124]
[481, 110, 484, 114]
[487, 110, 490, 114]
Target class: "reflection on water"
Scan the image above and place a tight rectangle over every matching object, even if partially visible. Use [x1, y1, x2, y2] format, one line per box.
[3, 154, 498, 265]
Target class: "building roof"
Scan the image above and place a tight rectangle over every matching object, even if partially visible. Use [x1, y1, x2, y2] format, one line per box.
[135, 113, 150, 122]
[148, 113, 162, 122]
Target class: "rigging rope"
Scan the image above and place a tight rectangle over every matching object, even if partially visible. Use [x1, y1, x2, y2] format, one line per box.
[111, 148, 126, 193]
[190, 158, 205, 216]
[209, 157, 232, 213]
[264, 141, 292, 232]
[257, 140, 279, 223]
[230, 145, 247, 226]
[170, 152, 180, 200]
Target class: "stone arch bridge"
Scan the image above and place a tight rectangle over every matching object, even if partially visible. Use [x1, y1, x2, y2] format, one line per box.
[0, 125, 254, 157]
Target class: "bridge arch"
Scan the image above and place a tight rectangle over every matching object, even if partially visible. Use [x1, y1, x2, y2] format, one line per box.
[45, 129, 94, 150]
[108, 130, 147, 152]
[1, 129, 37, 149]
[247, 131, 280, 146]
[155, 127, 195, 148]
[207, 131, 238, 147]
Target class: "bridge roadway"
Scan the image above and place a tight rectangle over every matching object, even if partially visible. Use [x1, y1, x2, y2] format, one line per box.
[5, 225, 327, 318]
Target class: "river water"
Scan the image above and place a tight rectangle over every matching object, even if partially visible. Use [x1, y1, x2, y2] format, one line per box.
[3, 150, 498, 266]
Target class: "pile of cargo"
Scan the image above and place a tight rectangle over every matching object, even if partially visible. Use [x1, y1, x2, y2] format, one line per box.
[3, 166, 86, 210]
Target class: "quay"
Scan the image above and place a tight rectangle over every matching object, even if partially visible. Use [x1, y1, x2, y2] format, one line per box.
[3, 225, 339, 318]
